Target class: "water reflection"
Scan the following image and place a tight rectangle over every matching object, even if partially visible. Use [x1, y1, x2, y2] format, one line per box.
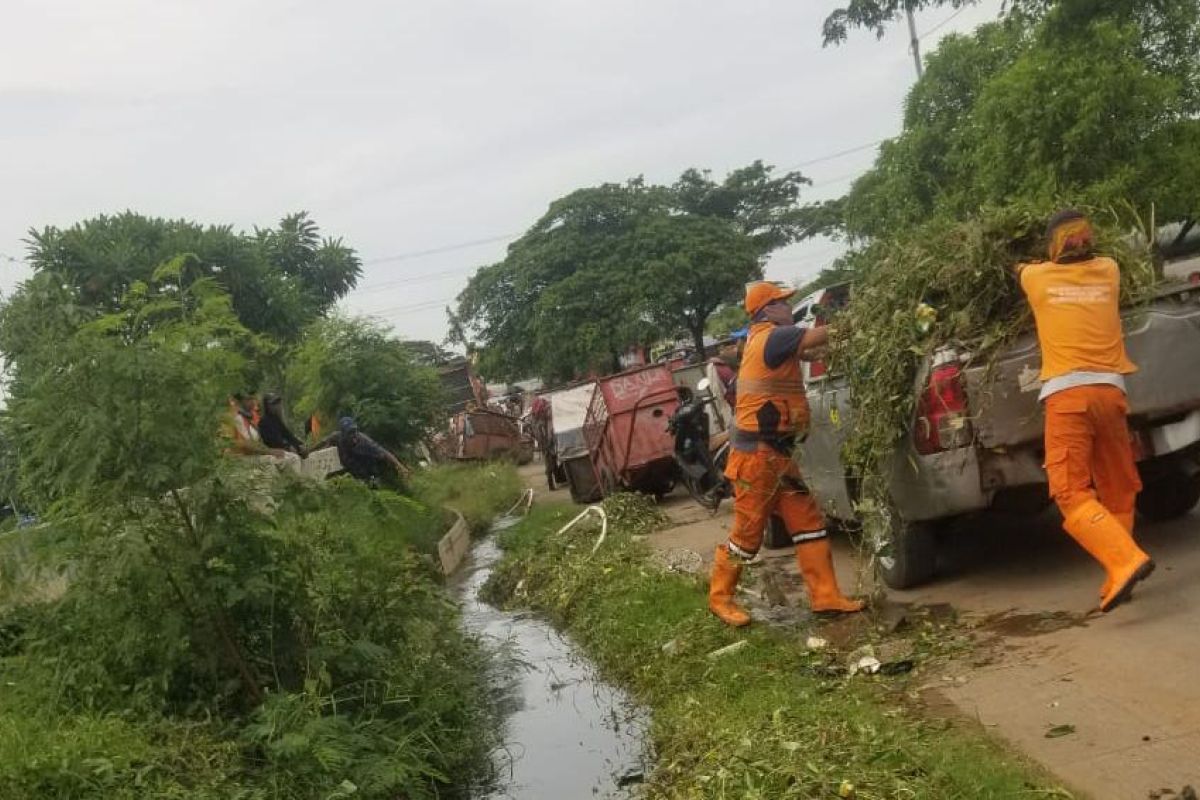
[456, 517, 648, 799]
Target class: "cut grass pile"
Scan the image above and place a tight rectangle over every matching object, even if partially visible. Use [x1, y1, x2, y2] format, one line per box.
[485, 495, 1068, 799]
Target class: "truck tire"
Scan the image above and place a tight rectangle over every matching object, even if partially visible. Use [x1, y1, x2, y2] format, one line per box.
[1136, 468, 1200, 522]
[765, 515, 792, 549]
[877, 519, 938, 590]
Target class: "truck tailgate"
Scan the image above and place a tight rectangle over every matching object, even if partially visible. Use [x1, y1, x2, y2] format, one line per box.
[966, 287, 1200, 449]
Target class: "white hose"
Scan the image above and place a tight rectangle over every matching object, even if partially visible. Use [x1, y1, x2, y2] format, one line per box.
[501, 488, 535, 518]
[554, 505, 609, 554]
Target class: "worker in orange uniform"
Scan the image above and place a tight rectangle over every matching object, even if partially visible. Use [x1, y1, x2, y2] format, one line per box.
[707, 281, 865, 627]
[1018, 209, 1153, 612]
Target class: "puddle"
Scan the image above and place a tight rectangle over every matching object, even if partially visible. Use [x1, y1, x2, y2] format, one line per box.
[456, 515, 649, 799]
[978, 610, 1088, 638]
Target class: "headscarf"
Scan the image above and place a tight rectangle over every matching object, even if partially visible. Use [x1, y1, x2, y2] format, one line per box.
[1046, 209, 1094, 264]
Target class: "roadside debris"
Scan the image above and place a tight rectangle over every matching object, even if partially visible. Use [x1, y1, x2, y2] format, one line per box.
[653, 547, 704, 575]
[847, 645, 881, 676]
[616, 768, 645, 788]
[805, 636, 828, 651]
[1149, 787, 1196, 800]
[1044, 724, 1076, 739]
[554, 505, 609, 554]
[706, 640, 749, 660]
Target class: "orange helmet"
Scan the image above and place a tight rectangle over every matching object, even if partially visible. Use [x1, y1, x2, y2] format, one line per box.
[744, 281, 795, 316]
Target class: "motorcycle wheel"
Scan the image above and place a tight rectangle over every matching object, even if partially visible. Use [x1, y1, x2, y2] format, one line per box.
[681, 472, 712, 509]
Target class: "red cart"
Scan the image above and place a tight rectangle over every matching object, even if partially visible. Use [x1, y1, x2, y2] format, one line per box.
[583, 365, 680, 496]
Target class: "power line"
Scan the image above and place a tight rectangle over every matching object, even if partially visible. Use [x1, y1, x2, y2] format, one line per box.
[361, 233, 516, 265]
[354, 138, 888, 275]
[349, 139, 886, 297]
[920, 6, 967, 40]
[356, 296, 457, 317]
[780, 138, 887, 172]
[355, 266, 474, 292]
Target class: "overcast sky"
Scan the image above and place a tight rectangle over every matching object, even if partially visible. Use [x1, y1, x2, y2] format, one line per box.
[0, 0, 1003, 344]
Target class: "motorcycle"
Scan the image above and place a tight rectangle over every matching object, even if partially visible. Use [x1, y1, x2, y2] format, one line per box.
[667, 378, 731, 511]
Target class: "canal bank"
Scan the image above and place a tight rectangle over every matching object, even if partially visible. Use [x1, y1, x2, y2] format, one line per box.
[480, 490, 1063, 799]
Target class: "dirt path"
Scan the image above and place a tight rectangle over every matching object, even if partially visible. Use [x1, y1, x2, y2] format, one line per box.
[517, 460, 1200, 798]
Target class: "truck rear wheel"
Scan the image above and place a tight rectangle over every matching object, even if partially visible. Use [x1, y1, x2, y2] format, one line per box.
[877, 519, 938, 590]
[1136, 468, 1200, 522]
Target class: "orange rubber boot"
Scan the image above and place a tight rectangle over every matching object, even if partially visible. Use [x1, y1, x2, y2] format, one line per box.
[796, 538, 865, 614]
[1063, 500, 1154, 612]
[1099, 510, 1136, 599]
[708, 545, 751, 627]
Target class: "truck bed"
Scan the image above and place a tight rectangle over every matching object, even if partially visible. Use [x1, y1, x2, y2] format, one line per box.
[966, 285, 1200, 449]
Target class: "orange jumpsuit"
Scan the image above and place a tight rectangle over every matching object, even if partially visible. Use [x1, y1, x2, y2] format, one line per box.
[1020, 249, 1152, 610]
[707, 284, 862, 626]
[1020, 256, 1141, 520]
[723, 322, 824, 558]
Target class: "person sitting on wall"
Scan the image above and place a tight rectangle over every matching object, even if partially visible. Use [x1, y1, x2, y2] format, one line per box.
[258, 393, 308, 458]
[223, 391, 302, 472]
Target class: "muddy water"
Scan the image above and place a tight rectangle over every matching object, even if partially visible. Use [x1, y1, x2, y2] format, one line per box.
[456, 516, 649, 799]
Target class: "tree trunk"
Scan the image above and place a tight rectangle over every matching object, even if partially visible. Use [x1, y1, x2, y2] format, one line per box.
[689, 322, 708, 364]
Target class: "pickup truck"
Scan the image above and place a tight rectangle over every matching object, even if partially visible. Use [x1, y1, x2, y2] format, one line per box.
[791, 281, 1200, 589]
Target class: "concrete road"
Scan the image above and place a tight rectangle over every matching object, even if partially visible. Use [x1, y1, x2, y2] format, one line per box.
[895, 508, 1200, 800]
[644, 487, 1200, 799]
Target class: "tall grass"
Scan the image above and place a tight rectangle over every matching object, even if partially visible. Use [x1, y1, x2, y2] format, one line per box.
[410, 462, 523, 533]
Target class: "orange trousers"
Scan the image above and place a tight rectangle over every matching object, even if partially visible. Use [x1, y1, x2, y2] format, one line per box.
[1043, 384, 1141, 520]
[724, 445, 824, 558]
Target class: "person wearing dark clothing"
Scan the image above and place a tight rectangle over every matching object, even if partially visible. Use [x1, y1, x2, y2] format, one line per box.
[317, 417, 404, 484]
[258, 393, 307, 456]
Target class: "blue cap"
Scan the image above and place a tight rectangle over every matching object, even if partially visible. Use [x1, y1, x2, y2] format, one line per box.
[730, 326, 750, 341]
[339, 416, 358, 434]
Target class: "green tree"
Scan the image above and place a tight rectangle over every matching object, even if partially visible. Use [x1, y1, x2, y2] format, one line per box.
[672, 161, 812, 253]
[705, 303, 749, 337]
[402, 338, 458, 367]
[25, 211, 361, 342]
[452, 180, 668, 382]
[5, 257, 249, 509]
[453, 163, 806, 381]
[820, 0, 1045, 45]
[289, 316, 445, 455]
[819, 3, 1200, 241]
[628, 215, 760, 358]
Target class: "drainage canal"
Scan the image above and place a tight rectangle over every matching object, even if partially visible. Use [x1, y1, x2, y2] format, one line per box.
[455, 514, 648, 799]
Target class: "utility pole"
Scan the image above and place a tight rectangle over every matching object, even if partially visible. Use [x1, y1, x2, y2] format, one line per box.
[905, 7, 924, 79]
